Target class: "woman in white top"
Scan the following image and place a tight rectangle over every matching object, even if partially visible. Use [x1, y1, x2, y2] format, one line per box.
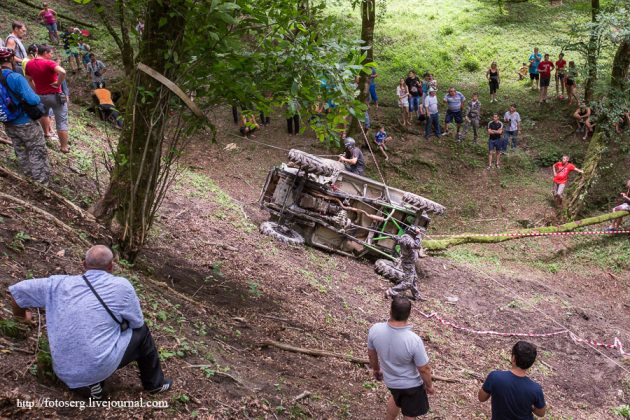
[396, 78, 411, 127]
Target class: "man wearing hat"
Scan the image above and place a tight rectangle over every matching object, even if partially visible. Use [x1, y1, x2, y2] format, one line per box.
[386, 226, 426, 301]
[423, 88, 441, 139]
[338, 137, 365, 176]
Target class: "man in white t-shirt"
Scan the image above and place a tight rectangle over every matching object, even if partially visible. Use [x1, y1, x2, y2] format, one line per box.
[503, 104, 521, 151]
[368, 297, 435, 418]
[423, 88, 441, 139]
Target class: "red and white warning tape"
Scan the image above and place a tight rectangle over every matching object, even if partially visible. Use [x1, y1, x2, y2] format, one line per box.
[417, 310, 629, 358]
[427, 230, 630, 238]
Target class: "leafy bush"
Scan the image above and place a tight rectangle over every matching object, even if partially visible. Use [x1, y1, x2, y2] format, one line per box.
[462, 54, 480, 72]
[439, 26, 454, 36]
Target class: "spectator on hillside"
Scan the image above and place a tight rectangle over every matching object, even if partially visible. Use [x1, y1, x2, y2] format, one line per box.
[338, 137, 365, 176]
[92, 83, 123, 128]
[368, 297, 435, 419]
[8, 245, 173, 400]
[486, 61, 500, 103]
[369, 67, 378, 110]
[528, 47, 542, 89]
[78, 40, 91, 71]
[60, 27, 82, 73]
[374, 125, 393, 161]
[38, 3, 59, 44]
[478, 341, 547, 419]
[397, 78, 411, 127]
[5, 21, 28, 75]
[405, 70, 422, 117]
[423, 88, 442, 139]
[555, 52, 567, 99]
[517, 62, 528, 80]
[462, 93, 481, 143]
[573, 103, 593, 140]
[443, 87, 465, 139]
[607, 179, 630, 231]
[538, 53, 555, 103]
[25, 44, 70, 153]
[0, 47, 51, 185]
[86, 53, 107, 88]
[487, 113, 504, 170]
[552, 155, 583, 205]
[503, 104, 521, 151]
[614, 110, 629, 134]
[21, 43, 38, 71]
[286, 98, 300, 135]
[566, 61, 578, 105]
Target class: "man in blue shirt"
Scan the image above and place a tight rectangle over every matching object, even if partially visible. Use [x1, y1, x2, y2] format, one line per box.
[8, 245, 173, 400]
[0, 47, 50, 185]
[479, 341, 547, 419]
[529, 47, 542, 90]
[443, 87, 466, 138]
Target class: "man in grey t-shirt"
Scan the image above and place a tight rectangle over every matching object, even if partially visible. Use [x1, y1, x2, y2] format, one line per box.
[8, 245, 172, 400]
[368, 297, 435, 418]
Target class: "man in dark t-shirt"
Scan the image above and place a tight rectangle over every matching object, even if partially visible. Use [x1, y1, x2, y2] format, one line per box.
[479, 341, 547, 420]
[405, 71, 422, 116]
[487, 113, 503, 170]
[338, 137, 365, 176]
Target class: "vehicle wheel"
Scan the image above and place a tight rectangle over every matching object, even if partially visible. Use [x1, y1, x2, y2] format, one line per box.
[374, 259, 406, 283]
[287, 149, 337, 177]
[402, 192, 446, 215]
[260, 221, 305, 245]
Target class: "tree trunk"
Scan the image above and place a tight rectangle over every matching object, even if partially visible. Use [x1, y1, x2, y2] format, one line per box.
[423, 210, 628, 251]
[584, 0, 600, 102]
[567, 38, 630, 217]
[93, 0, 135, 77]
[348, 0, 375, 138]
[92, 0, 186, 260]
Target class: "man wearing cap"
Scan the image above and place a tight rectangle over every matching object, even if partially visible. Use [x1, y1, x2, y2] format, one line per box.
[386, 226, 426, 301]
[0, 47, 51, 185]
[338, 137, 365, 176]
[423, 88, 441, 139]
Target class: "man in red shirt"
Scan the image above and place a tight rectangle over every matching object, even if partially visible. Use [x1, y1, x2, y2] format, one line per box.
[552, 155, 583, 205]
[25, 44, 69, 153]
[555, 52, 567, 100]
[538, 54, 554, 104]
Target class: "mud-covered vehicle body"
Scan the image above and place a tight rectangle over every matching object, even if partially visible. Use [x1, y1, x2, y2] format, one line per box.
[259, 150, 446, 278]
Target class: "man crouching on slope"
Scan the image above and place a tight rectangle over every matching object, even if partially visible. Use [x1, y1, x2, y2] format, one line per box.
[8, 245, 172, 400]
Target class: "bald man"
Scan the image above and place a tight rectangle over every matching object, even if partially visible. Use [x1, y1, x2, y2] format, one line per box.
[8, 245, 172, 400]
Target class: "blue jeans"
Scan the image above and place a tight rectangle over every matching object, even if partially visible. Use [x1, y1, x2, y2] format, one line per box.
[425, 113, 441, 138]
[408, 96, 421, 113]
[369, 84, 378, 103]
[504, 130, 517, 149]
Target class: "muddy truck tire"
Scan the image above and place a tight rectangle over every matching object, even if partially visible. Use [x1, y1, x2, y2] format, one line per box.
[402, 192, 446, 215]
[260, 221, 305, 245]
[287, 149, 340, 177]
[374, 259, 405, 283]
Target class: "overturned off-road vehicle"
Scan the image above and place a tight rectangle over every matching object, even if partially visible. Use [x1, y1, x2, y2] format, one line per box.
[259, 149, 446, 282]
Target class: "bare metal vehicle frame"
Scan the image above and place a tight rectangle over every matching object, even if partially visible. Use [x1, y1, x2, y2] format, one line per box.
[258, 150, 446, 280]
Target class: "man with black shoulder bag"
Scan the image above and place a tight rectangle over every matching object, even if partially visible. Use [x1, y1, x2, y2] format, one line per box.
[0, 47, 51, 185]
[8, 245, 173, 400]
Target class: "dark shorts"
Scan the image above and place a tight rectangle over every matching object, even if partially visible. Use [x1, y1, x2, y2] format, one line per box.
[489, 79, 499, 94]
[488, 138, 502, 151]
[530, 73, 539, 80]
[557, 73, 565, 80]
[389, 385, 429, 417]
[540, 77, 551, 87]
[566, 78, 575, 86]
[445, 110, 463, 124]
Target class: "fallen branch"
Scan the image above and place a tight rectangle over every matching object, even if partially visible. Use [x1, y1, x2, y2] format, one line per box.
[0, 138, 11, 145]
[260, 340, 461, 383]
[0, 165, 96, 222]
[293, 391, 311, 402]
[424, 210, 629, 251]
[0, 191, 91, 247]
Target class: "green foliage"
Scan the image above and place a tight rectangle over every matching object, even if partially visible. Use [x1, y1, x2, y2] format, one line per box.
[9, 231, 30, 252]
[0, 319, 24, 339]
[612, 405, 630, 418]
